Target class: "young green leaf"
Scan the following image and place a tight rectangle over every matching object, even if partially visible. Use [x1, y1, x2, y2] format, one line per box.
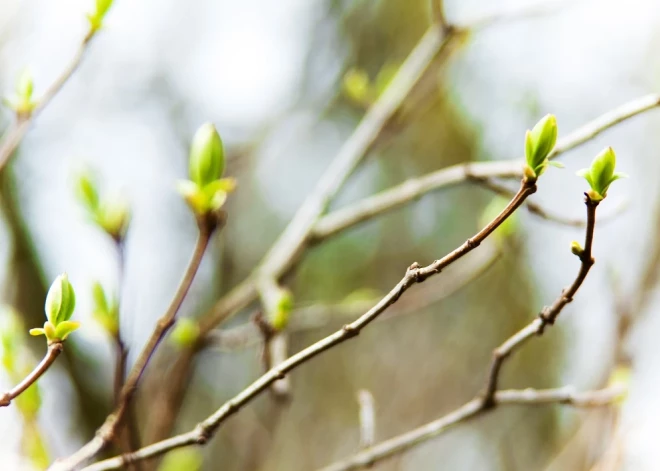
[524, 114, 558, 179]
[45, 274, 76, 326]
[577, 147, 628, 201]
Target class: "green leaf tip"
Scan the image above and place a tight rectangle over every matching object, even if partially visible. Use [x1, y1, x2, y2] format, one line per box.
[577, 147, 627, 201]
[524, 114, 558, 179]
[190, 123, 225, 187]
[45, 273, 76, 326]
[87, 0, 114, 32]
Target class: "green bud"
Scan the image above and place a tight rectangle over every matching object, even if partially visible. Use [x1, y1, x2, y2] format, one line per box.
[263, 285, 293, 331]
[97, 200, 130, 241]
[16, 69, 34, 103]
[570, 240, 584, 257]
[343, 69, 372, 106]
[169, 318, 200, 348]
[524, 114, 558, 178]
[75, 171, 100, 212]
[189, 123, 225, 187]
[91, 282, 119, 337]
[158, 448, 203, 471]
[87, 0, 114, 31]
[45, 273, 76, 326]
[577, 147, 627, 201]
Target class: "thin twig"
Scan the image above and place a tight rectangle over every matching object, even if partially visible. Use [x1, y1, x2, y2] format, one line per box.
[0, 29, 96, 171]
[357, 390, 376, 449]
[206, 242, 500, 351]
[318, 386, 624, 471]
[482, 195, 598, 405]
[49, 221, 215, 471]
[0, 342, 63, 407]
[81, 178, 535, 470]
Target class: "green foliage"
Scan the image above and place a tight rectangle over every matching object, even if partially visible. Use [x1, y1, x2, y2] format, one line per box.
[157, 448, 203, 471]
[523, 114, 561, 180]
[176, 123, 236, 217]
[75, 169, 130, 241]
[577, 147, 627, 201]
[29, 274, 80, 343]
[169, 318, 200, 349]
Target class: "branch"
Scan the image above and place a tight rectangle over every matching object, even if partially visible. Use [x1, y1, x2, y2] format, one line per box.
[318, 386, 624, 471]
[50, 220, 216, 471]
[205, 241, 500, 351]
[0, 27, 96, 171]
[81, 178, 534, 470]
[0, 342, 63, 407]
[482, 195, 598, 405]
[357, 390, 376, 449]
[313, 93, 659, 241]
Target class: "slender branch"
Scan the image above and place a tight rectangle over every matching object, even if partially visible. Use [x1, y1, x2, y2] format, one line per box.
[82, 178, 534, 470]
[482, 195, 598, 406]
[318, 386, 624, 471]
[49, 221, 214, 471]
[205, 242, 500, 351]
[0, 28, 96, 171]
[0, 342, 63, 407]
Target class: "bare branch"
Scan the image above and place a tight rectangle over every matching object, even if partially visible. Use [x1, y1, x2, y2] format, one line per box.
[0, 342, 63, 407]
[0, 28, 97, 171]
[319, 386, 624, 471]
[206, 242, 500, 351]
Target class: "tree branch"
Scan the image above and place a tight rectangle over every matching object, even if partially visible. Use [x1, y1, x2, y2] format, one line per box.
[483, 195, 598, 405]
[0, 27, 97, 171]
[318, 386, 624, 471]
[0, 342, 63, 407]
[81, 178, 534, 470]
[49, 219, 216, 471]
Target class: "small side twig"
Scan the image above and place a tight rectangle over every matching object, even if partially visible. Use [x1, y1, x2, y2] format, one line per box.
[0, 342, 63, 407]
[0, 28, 97, 172]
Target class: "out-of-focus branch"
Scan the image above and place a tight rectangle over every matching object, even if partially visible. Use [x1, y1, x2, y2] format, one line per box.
[357, 390, 376, 449]
[82, 177, 534, 470]
[318, 386, 624, 471]
[0, 28, 97, 171]
[0, 342, 63, 407]
[50, 219, 216, 471]
[205, 241, 500, 351]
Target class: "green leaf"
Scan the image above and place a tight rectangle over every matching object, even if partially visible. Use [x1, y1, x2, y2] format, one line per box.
[29, 328, 45, 337]
[53, 320, 80, 341]
[16, 69, 34, 102]
[189, 123, 225, 187]
[525, 114, 558, 177]
[75, 171, 100, 213]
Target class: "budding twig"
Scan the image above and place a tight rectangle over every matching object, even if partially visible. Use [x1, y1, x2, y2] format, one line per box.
[0, 342, 63, 407]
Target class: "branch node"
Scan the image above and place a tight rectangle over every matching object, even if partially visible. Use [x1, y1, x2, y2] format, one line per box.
[342, 324, 359, 338]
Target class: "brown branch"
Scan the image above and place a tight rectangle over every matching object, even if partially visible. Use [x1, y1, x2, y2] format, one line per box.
[318, 386, 624, 471]
[80, 178, 534, 470]
[482, 195, 598, 406]
[49, 219, 216, 471]
[0, 342, 63, 407]
[205, 241, 500, 351]
[0, 28, 96, 172]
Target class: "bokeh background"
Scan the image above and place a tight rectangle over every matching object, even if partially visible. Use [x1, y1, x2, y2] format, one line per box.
[1, 0, 660, 469]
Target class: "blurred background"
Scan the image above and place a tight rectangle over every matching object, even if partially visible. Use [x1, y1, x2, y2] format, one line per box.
[1, 0, 660, 469]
